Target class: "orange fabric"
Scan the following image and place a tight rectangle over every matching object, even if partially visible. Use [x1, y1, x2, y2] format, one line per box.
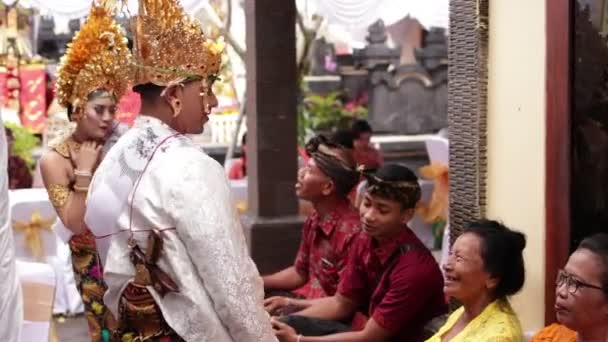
[530, 324, 577, 342]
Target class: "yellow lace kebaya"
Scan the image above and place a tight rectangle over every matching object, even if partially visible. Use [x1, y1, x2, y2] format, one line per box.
[426, 299, 523, 342]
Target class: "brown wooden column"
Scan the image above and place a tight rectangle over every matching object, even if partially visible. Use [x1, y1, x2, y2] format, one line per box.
[545, 0, 571, 325]
[243, 0, 304, 274]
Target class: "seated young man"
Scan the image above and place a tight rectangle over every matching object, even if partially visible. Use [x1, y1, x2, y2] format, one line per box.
[263, 135, 361, 302]
[270, 164, 447, 342]
[351, 119, 383, 172]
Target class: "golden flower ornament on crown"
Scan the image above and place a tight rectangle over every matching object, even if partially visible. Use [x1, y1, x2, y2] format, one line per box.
[55, 1, 133, 121]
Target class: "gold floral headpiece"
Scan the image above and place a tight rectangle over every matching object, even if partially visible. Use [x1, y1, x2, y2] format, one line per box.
[55, 2, 133, 120]
[132, 0, 225, 87]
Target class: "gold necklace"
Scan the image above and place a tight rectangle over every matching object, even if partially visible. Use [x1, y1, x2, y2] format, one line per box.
[51, 135, 82, 159]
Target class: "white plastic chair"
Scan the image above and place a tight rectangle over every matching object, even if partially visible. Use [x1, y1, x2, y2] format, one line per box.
[9, 188, 84, 315]
[9, 189, 58, 261]
[16, 260, 56, 342]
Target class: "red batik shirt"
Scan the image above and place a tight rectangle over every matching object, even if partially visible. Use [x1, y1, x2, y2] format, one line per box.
[338, 227, 447, 342]
[293, 200, 361, 299]
[353, 146, 383, 171]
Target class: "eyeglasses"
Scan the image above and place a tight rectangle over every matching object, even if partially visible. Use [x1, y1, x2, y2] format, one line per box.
[556, 269, 605, 294]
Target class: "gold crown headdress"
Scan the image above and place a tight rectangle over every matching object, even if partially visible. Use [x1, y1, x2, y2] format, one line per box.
[55, 2, 133, 120]
[132, 0, 225, 86]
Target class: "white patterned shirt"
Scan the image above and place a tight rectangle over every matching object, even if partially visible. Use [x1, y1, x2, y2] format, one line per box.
[86, 115, 277, 342]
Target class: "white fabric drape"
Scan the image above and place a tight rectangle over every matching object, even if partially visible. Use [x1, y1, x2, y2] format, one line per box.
[297, 0, 448, 45]
[303, 0, 448, 30]
[2, 0, 209, 20]
[0, 112, 23, 342]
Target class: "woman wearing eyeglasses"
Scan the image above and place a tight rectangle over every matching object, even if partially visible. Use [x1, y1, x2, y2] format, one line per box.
[531, 233, 608, 342]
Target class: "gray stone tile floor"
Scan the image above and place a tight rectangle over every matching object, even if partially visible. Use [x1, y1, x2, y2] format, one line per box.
[54, 315, 89, 342]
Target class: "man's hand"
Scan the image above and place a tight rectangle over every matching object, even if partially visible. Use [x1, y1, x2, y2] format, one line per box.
[264, 296, 291, 315]
[272, 318, 299, 342]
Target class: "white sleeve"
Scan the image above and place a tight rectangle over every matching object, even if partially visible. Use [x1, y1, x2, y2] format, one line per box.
[166, 154, 277, 342]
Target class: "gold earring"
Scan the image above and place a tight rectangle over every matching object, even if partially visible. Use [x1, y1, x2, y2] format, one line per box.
[172, 99, 182, 118]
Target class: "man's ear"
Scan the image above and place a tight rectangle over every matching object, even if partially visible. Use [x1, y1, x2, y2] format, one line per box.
[162, 84, 184, 104]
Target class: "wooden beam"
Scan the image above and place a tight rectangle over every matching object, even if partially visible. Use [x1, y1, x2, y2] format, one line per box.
[544, 0, 571, 325]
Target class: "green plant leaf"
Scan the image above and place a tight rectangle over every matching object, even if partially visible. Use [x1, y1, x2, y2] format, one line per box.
[4, 122, 40, 169]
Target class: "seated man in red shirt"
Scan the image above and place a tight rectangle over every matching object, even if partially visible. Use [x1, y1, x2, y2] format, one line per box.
[263, 135, 361, 302]
[270, 164, 447, 342]
[351, 119, 383, 172]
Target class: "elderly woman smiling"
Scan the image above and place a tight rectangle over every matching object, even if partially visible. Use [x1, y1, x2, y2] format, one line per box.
[531, 233, 608, 342]
[426, 220, 526, 342]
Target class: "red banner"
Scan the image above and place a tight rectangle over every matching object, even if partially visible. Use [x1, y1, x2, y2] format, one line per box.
[19, 64, 47, 133]
[0, 67, 8, 107]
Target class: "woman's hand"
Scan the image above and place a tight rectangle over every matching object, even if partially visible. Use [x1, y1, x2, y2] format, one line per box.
[272, 318, 299, 342]
[264, 296, 291, 315]
[70, 141, 102, 173]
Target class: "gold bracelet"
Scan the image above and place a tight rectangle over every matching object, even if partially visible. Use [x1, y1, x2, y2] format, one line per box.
[73, 185, 89, 193]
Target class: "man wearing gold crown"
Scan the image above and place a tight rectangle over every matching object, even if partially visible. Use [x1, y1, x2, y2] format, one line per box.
[84, 0, 277, 341]
[38, 2, 132, 341]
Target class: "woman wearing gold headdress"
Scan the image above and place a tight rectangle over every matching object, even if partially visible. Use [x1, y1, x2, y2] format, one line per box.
[84, 0, 277, 341]
[38, 3, 132, 341]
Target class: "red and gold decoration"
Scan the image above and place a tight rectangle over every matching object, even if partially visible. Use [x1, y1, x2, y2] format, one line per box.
[19, 64, 47, 132]
[0, 4, 49, 132]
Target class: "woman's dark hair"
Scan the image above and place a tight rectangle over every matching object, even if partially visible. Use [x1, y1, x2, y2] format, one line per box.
[241, 132, 247, 146]
[578, 233, 608, 293]
[351, 119, 373, 138]
[464, 219, 527, 298]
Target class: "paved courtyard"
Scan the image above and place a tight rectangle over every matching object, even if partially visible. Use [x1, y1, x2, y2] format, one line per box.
[55, 315, 89, 342]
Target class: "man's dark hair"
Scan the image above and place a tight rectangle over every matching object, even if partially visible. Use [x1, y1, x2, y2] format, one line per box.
[133, 83, 165, 103]
[331, 129, 354, 149]
[578, 233, 608, 294]
[351, 119, 373, 138]
[366, 164, 421, 209]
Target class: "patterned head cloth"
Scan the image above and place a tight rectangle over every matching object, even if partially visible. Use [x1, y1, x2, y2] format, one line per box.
[364, 164, 421, 209]
[305, 135, 359, 197]
[132, 0, 225, 87]
[55, 1, 133, 121]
